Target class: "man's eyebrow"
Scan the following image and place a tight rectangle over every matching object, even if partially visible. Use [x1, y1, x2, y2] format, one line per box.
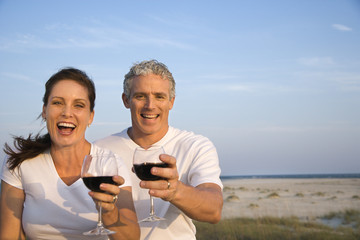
[154, 92, 167, 95]
[133, 91, 168, 95]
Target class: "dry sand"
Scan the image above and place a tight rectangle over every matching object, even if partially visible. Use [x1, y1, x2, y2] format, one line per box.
[221, 178, 360, 221]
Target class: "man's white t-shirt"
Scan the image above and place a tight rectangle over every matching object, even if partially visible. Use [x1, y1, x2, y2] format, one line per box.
[1, 144, 131, 240]
[95, 126, 223, 240]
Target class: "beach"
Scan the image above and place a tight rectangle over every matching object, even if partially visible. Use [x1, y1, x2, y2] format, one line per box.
[221, 178, 360, 222]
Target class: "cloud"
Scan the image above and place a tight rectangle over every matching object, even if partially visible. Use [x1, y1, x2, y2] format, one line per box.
[0, 111, 29, 116]
[332, 24, 352, 32]
[193, 82, 301, 94]
[297, 57, 334, 67]
[333, 74, 360, 92]
[0, 21, 194, 51]
[226, 84, 253, 91]
[1, 72, 42, 85]
[92, 121, 128, 126]
[255, 126, 310, 133]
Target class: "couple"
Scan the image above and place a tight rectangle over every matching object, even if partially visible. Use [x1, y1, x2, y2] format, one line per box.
[0, 60, 223, 240]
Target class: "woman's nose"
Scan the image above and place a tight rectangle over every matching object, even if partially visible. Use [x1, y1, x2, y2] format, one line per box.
[62, 105, 73, 117]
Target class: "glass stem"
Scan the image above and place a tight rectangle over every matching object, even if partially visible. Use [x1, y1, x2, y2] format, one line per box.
[150, 196, 155, 216]
[98, 201, 103, 227]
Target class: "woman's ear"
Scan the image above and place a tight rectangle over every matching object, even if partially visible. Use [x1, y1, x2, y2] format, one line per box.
[41, 105, 46, 120]
[88, 110, 95, 126]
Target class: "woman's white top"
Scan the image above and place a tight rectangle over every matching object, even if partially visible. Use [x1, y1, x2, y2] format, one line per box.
[1, 144, 131, 240]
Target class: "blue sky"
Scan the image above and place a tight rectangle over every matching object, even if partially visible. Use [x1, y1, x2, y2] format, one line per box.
[1, 0, 359, 176]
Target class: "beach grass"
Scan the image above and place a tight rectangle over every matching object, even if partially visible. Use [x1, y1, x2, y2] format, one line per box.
[194, 209, 360, 240]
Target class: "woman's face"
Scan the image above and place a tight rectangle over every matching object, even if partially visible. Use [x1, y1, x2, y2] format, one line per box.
[42, 80, 94, 148]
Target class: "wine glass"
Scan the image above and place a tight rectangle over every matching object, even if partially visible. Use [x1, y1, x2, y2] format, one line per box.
[81, 153, 119, 235]
[133, 146, 167, 222]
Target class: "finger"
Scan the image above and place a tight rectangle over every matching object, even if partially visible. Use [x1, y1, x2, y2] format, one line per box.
[140, 179, 171, 190]
[148, 188, 170, 199]
[98, 201, 117, 212]
[151, 166, 178, 180]
[103, 194, 118, 204]
[93, 193, 118, 203]
[113, 175, 125, 185]
[89, 192, 118, 212]
[148, 180, 178, 201]
[111, 195, 118, 203]
[89, 191, 108, 203]
[99, 184, 120, 197]
[140, 180, 162, 189]
[159, 154, 176, 166]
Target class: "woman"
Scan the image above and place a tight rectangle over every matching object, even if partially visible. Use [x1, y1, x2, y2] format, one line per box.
[0, 68, 140, 239]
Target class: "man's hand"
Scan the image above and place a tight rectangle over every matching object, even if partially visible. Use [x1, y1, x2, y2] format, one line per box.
[139, 154, 179, 201]
[139, 154, 223, 223]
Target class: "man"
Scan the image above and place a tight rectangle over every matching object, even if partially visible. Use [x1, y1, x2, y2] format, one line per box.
[95, 60, 223, 239]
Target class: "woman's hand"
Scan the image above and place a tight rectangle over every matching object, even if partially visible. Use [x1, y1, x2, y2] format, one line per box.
[89, 179, 140, 240]
[88, 175, 124, 212]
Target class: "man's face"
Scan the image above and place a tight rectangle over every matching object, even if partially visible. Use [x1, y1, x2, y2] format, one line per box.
[123, 73, 175, 142]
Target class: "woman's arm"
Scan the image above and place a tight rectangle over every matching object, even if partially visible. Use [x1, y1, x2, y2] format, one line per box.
[0, 180, 26, 240]
[89, 176, 140, 240]
[104, 186, 140, 240]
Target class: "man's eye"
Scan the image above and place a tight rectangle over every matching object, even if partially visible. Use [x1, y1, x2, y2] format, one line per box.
[134, 95, 145, 99]
[75, 104, 85, 108]
[156, 95, 166, 99]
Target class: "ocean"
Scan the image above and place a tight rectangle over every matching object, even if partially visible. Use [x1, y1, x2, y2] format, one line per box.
[220, 173, 360, 180]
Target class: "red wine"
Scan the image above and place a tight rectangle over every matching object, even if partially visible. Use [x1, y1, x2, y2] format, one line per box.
[133, 162, 168, 181]
[82, 176, 116, 193]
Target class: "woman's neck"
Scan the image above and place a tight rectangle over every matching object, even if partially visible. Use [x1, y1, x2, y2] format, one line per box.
[50, 140, 91, 186]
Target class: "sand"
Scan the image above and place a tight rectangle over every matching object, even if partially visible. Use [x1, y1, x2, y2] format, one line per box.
[221, 178, 360, 221]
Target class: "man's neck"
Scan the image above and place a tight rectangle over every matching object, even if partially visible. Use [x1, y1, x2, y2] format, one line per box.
[127, 126, 169, 149]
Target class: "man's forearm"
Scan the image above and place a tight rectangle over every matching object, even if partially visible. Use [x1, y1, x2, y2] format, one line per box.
[170, 182, 223, 223]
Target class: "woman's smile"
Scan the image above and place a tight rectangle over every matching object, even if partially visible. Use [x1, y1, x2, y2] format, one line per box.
[57, 122, 76, 135]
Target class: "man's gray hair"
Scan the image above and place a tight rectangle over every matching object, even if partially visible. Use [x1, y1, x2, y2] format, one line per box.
[123, 59, 176, 99]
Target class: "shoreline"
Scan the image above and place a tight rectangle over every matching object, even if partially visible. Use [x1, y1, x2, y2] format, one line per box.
[221, 178, 360, 221]
[220, 172, 360, 180]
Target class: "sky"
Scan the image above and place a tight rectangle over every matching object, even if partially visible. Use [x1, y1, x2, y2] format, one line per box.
[0, 0, 359, 176]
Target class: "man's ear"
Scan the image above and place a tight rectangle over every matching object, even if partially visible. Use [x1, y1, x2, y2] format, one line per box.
[122, 93, 130, 109]
[169, 97, 175, 110]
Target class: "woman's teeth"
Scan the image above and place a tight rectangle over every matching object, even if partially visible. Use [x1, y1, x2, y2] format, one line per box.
[57, 122, 76, 129]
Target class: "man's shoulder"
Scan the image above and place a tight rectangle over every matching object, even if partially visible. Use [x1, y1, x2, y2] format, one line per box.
[168, 126, 213, 145]
[94, 128, 129, 145]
